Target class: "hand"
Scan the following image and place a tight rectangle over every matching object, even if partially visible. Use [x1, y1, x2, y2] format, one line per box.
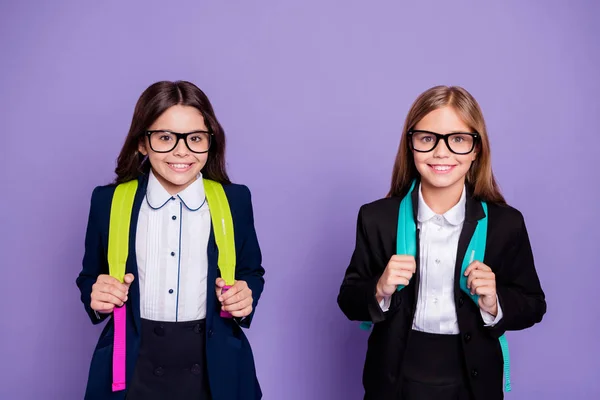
[376, 255, 416, 302]
[465, 261, 498, 316]
[215, 278, 254, 318]
[90, 273, 135, 313]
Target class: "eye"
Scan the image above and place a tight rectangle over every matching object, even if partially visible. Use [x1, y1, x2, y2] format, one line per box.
[156, 132, 174, 141]
[416, 133, 435, 143]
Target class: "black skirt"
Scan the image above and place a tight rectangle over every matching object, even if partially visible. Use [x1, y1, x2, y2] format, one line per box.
[400, 330, 472, 400]
[126, 318, 211, 400]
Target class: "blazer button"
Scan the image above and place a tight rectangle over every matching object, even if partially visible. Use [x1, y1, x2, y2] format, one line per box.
[463, 333, 471, 343]
[471, 369, 478, 378]
[208, 329, 213, 338]
[154, 367, 165, 377]
[191, 364, 202, 375]
[458, 297, 464, 307]
[154, 324, 165, 337]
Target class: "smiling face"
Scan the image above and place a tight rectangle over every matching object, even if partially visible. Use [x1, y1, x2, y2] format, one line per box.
[138, 104, 209, 195]
[411, 106, 478, 194]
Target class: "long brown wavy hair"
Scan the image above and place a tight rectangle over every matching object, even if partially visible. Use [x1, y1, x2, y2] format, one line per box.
[388, 85, 505, 204]
[114, 80, 230, 184]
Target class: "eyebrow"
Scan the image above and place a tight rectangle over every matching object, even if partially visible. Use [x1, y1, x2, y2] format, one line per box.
[413, 129, 475, 134]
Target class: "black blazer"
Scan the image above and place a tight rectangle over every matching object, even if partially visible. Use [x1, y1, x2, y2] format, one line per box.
[338, 186, 546, 400]
[76, 174, 265, 400]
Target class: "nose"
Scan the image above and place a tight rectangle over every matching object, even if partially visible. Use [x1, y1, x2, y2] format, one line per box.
[172, 137, 190, 157]
[432, 137, 451, 158]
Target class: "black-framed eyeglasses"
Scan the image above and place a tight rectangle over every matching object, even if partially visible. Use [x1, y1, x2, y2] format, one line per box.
[408, 130, 479, 155]
[145, 130, 213, 154]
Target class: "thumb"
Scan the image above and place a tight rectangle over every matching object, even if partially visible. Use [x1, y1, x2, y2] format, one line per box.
[123, 273, 135, 286]
[215, 277, 226, 288]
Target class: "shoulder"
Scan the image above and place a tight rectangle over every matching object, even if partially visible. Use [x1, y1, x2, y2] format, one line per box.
[89, 183, 118, 210]
[221, 183, 254, 221]
[356, 196, 402, 228]
[222, 182, 252, 201]
[486, 201, 527, 235]
[360, 196, 401, 217]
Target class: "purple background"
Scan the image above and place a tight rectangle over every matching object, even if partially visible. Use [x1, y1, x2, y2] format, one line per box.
[1, 1, 599, 399]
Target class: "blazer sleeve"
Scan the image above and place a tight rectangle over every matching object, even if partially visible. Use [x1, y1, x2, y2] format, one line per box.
[234, 185, 265, 328]
[488, 212, 546, 338]
[76, 187, 111, 325]
[337, 205, 387, 324]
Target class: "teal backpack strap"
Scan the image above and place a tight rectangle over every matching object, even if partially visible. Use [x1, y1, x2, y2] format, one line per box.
[360, 180, 417, 331]
[460, 202, 511, 392]
[396, 180, 418, 290]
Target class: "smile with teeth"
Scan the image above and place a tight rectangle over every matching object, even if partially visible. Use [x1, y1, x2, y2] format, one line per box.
[429, 164, 455, 173]
[168, 162, 193, 171]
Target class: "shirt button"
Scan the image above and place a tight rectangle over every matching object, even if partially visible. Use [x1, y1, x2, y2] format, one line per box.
[171, 251, 176, 256]
[435, 259, 441, 264]
[168, 289, 174, 294]
[172, 215, 177, 220]
[191, 364, 202, 375]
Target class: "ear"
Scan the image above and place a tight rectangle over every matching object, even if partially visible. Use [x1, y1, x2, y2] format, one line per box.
[138, 140, 148, 156]
[471, 143, 480, 162]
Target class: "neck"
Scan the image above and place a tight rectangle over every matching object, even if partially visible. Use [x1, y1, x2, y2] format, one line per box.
[420, 179, 465, 214]
[152, 169, 199, 196]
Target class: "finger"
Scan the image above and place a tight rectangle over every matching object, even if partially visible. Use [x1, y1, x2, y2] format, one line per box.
[123, 273, 135, 285]
[218, 283, 241, 302]
[470, 279, 495, 295]
[223, 296, 253, 312]
[223, 288, 253, 306]
[386, 276, 410, 287]
[220, 280, 248, 302]
[97, 274, 123, 286]
[467, 270, 496, 289]
[232, 280, 248, 291]
[464, 261, 480, 276]
[98, 283, 128, 302]
[392, 270, 414, 280]
[390, 255, 416, 263]
[230, 305, 253, 318]
[94, 279, 128, 295]
[91, 300, 115, 313]
[474, 285, 496, 296]
[388, 260, 417, 273]
[92, 291, 126, 307]
[467, 270, 490, 288]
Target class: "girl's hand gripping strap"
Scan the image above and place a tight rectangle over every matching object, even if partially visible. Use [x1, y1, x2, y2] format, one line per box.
[359, 180, 417, 331]
[203, 179, 236, 318]
[107, 179, 138, 391]
[460, 202, 511, 392]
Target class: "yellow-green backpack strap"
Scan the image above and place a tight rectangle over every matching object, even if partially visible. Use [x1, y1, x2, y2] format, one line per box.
[203, 179, 236, 286]
[108, 180, 138, 283]
[107, 179, 137, 392]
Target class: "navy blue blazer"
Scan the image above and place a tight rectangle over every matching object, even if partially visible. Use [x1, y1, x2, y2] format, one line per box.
[76, 174, 265, 400]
